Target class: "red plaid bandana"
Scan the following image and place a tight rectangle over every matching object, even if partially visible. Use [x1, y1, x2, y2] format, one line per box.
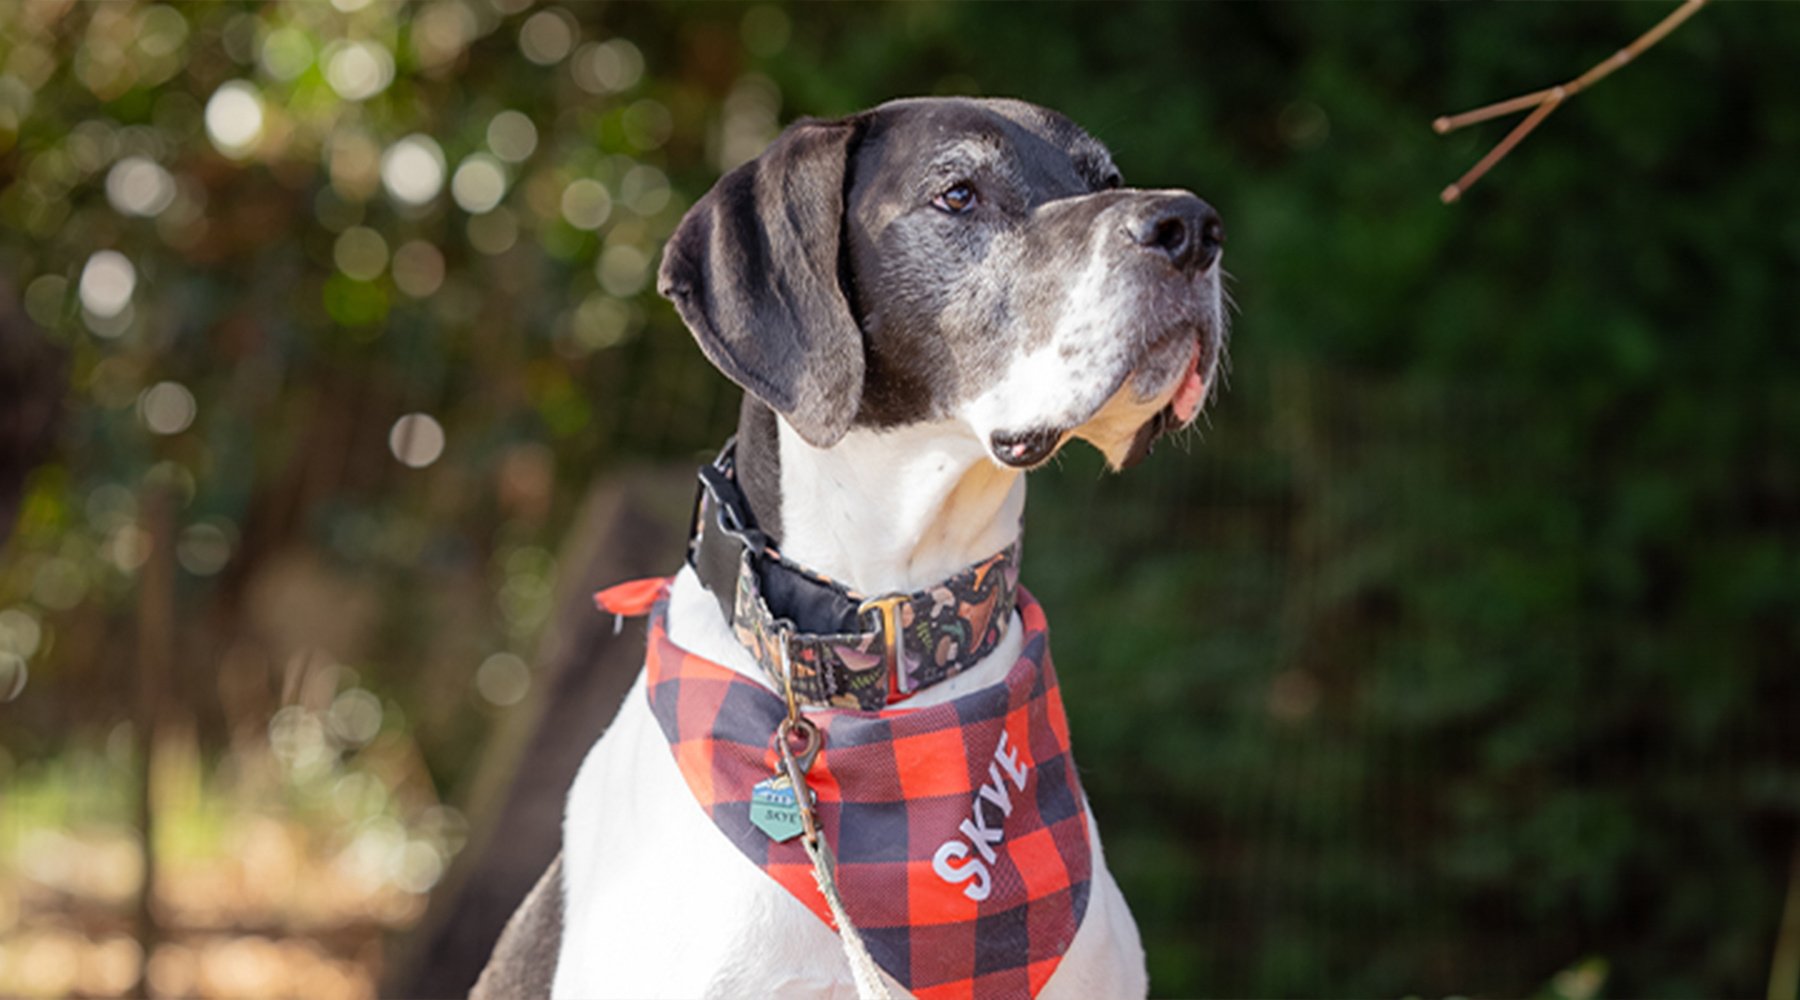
[643, 583, 1092, 1000]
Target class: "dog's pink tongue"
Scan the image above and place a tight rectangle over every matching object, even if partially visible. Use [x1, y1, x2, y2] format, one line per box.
[1172, 349, 1207, 424]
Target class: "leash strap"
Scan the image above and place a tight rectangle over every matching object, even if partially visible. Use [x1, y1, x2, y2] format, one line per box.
[803, 824, 894, 1000]
[687, 440, 1021, 710]
[772, 640, 894, 1000]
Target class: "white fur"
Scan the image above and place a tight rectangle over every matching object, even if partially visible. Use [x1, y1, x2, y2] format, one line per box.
[553, 415, 1149, 998]
[774, 419, 1025, 594]
[960, 205, 1225, 472]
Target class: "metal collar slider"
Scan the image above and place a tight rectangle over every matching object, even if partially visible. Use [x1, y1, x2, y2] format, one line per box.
[858, 593, 911, 701]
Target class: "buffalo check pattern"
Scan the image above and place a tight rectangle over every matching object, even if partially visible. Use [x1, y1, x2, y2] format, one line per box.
[643, 584, 1092, 1000]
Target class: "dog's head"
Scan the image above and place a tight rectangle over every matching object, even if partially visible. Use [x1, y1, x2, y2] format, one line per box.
[659, 97, 1227, 470]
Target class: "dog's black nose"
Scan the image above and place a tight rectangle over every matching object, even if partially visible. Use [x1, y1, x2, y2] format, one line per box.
[1129, 195, 1223, 274]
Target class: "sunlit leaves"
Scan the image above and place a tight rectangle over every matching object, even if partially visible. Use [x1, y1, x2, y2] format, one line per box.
[0, 5, 767, 981]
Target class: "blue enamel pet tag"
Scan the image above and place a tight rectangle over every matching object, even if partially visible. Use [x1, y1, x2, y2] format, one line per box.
[749, 774, 805, 842]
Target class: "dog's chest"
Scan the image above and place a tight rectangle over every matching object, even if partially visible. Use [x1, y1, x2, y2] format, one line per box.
[552, 568, 1149, 1000]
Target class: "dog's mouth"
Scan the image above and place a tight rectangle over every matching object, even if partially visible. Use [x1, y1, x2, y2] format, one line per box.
[1119, 336, 1210, 468]
[988, 330, 1215, 472]
[990, 427, 1065, 469]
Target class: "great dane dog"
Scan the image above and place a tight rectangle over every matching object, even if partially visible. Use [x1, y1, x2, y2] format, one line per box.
[474, 97, 1226, 999]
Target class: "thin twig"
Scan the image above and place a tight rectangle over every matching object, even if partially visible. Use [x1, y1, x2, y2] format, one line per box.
[1433, 87, 1558, 135]
[1440, 90, 1563, 205]
[1435, 0, 1709, 204]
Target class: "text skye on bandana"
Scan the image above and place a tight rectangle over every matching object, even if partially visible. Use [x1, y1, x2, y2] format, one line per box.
[644, 586, 1093, 1000]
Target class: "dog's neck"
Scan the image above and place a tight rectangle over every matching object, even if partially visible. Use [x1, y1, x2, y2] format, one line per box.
[735, 399, 1025, 597]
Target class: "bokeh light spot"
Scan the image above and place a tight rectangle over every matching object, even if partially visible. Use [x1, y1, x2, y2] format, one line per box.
[83, 305, 135, 340]
[203, 80, 264, 158]
[268, 705, 329, 775]
[67, 120, 117, 174]
[451, 154, 508, 214]
[559, 178, 611, 231]
[571, 39, 643, 94]
[136, 6, 191, 60]
[32, 558, 87, 611]
[177, 520, 235, 576]
[220, 13, 258, 65]
[324, 41, 395, 102]
[468, 209, 518, 255]
[139, 381, 197, 436]
[79, 251, 136, 319]
[259, 26, 314, 82]
[23, 274, 68, 328]
[381, 135, 446, 207]
[109, 523, 153, 573]
[620, 165, 671, 216]
[566, 293, 631, 353]
[719, 74, 781, 171]
[106, 156, 177, 217]
[327, 688, 383, 747]
[0, 652, 25, 702]
[518, 10, 576, 66]
[0, 608, 43, 659]
[597, 243, 649, 297]
[388, 413, 446, 469]
[333, 226, 390, 281]
[327, 129, 383, 201]
[412, 1, 478, 69]
[475, 652, 530, 707]
[486, 110, 538, 163]
[391, 241, 446, 298]
[395, 840, 445, 893]
[621, 99, 672, 151]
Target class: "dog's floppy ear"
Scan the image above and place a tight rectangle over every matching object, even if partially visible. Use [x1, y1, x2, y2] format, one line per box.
[658, 116, 867, 449]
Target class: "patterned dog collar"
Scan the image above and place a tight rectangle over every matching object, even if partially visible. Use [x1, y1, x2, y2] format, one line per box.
[688, 441, 1021, 710]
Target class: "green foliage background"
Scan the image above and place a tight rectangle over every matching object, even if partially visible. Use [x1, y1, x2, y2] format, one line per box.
[3, 2, 1797, 997]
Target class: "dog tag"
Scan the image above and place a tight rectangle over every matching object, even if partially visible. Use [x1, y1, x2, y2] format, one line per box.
[750, 774, 807, 842]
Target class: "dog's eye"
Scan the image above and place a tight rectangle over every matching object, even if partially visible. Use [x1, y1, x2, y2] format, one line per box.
[932, 183, 978, 215]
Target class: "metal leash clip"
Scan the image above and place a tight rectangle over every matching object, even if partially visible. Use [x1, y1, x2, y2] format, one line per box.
[750, 631, 823, 844]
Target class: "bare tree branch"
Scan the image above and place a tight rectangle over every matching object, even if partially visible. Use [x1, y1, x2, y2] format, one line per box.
[1435, 0, 1710, 204]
